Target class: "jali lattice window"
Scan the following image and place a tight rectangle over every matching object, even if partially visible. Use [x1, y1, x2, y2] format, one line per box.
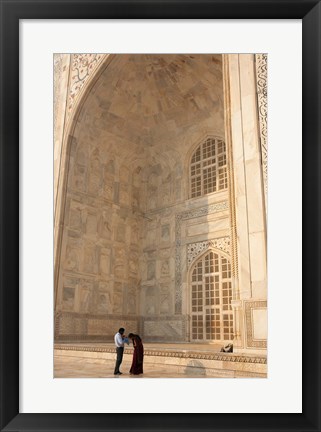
[190, 137, 228, 198]
[191, 250, 233, 342]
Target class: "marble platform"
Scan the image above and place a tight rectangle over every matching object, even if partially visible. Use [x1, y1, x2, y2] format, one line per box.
[54, 343, 267, 378]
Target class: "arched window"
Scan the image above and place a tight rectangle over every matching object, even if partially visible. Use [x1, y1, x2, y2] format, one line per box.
[190, 137, 227, 198]
[191, 250, 233, 342]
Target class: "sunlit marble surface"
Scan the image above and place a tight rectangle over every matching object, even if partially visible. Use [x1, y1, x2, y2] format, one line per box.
[54, 343, 267, 378]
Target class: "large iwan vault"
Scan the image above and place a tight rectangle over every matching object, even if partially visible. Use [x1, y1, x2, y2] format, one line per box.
[54, 54, 267, 355]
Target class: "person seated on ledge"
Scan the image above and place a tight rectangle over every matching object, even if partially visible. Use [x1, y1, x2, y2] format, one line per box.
[220, 343, 233, 353]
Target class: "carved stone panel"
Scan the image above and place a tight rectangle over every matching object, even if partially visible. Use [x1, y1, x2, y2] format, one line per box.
[71, 163, 87, 192]
[160, 283, 171, 315]
[97, 292, 112, 314]
[62, 287, 75, 311]
[255, 53, 268, 210]
[129, 251, 139, 277]
[69, 206, 82, 231]
[119, 184, 130, 206]
[144, 320, 183, 337]
[145, 286, 157, 315]
[161, 224, 170, 243]
[59, 315, 74, 334]
[147, 261, 156, 280]
[67, 54, 105, 119]
[113, 282, 123, 314]
[160, 259, 170, 278]
[87, 317, 138, 336]
[64, 240, 80, 271]
[114, 248, 126, 279]
[146, 229, 157, 250]
[99, 247, 111, 277]
[75, 144, 89, 167]
[97, 281, 113, 314]
[100, 210, 112, 240]
[83, 245, 96, 274]
[79, 288, 92, 313]
[131, 186, 140, 208]
[86, 213, 97, 236]
[103, 179, 114, 201]
[116, 223, 126, 243]
[245, 300, 267, 349]
[160, 176, 171, 206]
[126, 285, 137, 315]
[130, 219, 139, 245]
[187, 237, 230, 267]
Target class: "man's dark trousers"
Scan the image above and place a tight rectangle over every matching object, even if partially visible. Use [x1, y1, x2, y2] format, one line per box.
[114, 347, 124, 374]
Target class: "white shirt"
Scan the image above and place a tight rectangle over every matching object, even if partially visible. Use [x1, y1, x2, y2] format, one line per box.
[114, 332, 124, 348]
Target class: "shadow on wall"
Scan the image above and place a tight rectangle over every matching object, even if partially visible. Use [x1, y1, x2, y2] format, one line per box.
[184, 360, 207, 376]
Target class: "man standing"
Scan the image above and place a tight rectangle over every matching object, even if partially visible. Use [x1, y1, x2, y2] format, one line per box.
[114, 327, 126, 375]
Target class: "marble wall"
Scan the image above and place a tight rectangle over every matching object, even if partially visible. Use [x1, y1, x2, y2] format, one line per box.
[56, 135, 143, 340]
[223, 54, 267, 354]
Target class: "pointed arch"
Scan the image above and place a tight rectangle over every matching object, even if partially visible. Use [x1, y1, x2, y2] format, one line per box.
[190, 248, 233, 342]
[189, 135, 228, 199]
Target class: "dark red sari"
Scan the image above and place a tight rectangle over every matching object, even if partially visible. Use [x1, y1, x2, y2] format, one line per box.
[130, 335, 144, 375]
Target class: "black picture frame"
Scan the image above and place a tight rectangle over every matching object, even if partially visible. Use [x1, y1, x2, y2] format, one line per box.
[0, 1, 320, 431]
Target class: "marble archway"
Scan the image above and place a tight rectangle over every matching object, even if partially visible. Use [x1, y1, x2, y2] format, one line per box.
[54, 54, 230, 345]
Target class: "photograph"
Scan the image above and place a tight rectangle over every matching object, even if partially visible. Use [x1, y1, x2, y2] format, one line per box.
[1, 1, 320, 429]
[54, 53, 268, 378]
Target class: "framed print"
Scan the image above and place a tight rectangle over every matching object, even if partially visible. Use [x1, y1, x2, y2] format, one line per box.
[53, 51, 268, 381]
[0, 0, 320, 431]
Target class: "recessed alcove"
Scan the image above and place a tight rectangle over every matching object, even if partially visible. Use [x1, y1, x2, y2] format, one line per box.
[55, 54, 233, 344]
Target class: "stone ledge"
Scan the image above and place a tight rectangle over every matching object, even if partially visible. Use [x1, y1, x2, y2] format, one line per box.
[55, 344, 267, 364]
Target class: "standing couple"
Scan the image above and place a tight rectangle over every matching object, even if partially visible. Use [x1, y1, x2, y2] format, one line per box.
[114, 328, 144, 376]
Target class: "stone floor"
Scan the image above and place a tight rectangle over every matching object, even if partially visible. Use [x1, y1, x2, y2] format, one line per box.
[54, 343, 267, 378]
[55, 342, 222, 378]
[54, 355, 208, 378]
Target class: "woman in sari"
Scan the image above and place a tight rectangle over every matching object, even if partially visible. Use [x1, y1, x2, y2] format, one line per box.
[128, 333, 144, 375]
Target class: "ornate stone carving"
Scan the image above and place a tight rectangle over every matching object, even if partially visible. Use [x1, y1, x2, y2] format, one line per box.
[55, 343, 267, 364]
[67, 54, 105, 118]
[255, 54, 268, 210]
[245, 301, 267, 349]
[175, 201, 229, 313]
[54, 54, 63, 132]
[55, 313, 139, 339]
[187, 237, 230, 268]
[144, 321, 183, 337]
